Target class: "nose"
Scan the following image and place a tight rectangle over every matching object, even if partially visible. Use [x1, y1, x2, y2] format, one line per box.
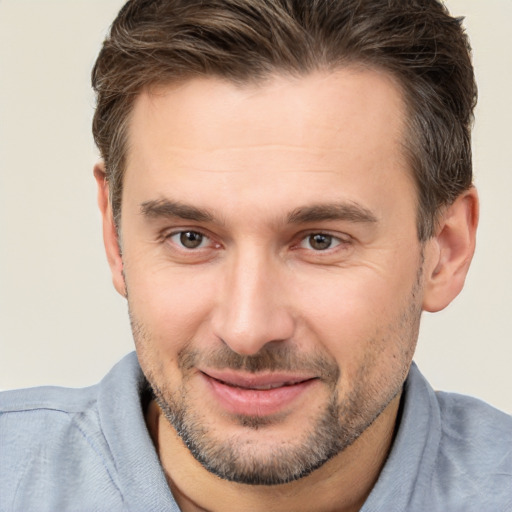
[211, 249, 295, 355]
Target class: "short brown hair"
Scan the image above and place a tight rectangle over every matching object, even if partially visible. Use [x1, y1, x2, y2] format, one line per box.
[92, 0, 476, 240]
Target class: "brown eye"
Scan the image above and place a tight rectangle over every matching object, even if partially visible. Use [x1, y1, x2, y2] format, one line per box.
[307, 234, 333, 250]
[177, 231, 205, 249]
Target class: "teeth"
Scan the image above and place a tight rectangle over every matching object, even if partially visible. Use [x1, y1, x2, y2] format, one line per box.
[212, 374, 310, 390]
[249, 383, 284, 390]
[224, 381, 296, 390]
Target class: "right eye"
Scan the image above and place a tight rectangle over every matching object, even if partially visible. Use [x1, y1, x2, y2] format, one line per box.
[168, 230, 210, 250]
[300, 233, 339, 251]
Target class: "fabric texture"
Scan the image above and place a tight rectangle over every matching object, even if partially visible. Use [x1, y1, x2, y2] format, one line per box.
[1, 352, 511, 511]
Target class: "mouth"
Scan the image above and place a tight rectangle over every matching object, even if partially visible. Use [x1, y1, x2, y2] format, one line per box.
[199, 369, 318, 417]
[220, 380, 309, 390]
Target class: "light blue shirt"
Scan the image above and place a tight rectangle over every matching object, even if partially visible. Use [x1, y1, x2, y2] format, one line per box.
[1, 353, 511, 511]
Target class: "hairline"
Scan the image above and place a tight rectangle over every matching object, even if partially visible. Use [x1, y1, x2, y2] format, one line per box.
[110, 64, 437, 240]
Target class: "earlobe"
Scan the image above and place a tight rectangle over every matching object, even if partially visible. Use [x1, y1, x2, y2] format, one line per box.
[422, 187, 479, 312]
[94, 162, 126, 298]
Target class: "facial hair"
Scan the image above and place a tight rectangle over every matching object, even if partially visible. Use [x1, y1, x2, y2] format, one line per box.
[132, 317, 419, 485]
[129, 257, 423, 486]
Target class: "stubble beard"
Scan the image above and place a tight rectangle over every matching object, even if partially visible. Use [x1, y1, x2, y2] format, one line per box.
[149, 347, 356, 485]
[133, 332, 416, 486]
[128, 259, 423, 486]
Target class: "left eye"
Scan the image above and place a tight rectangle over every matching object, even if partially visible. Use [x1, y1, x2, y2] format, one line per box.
[169, 231, 209, 249]
[300, 233, 342, 251]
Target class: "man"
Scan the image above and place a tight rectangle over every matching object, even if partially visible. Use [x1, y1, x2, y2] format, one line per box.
[1, 0, 511, 510]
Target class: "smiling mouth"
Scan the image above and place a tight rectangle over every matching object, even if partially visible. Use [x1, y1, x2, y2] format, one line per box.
[201, 370, 317, 389]
[209, 376, 316, 390]
[199, 370, 319, 416]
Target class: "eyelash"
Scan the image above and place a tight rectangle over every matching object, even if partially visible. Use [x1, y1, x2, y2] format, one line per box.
[297, 232, 349, 252]
[163, 229, 351, 254]
[165, 230, 218, 251]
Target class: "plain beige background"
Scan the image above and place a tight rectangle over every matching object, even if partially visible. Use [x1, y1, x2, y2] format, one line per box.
[0, 0, 511, 414]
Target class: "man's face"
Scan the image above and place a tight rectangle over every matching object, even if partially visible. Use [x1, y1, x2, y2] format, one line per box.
[118, 69, 425, 484]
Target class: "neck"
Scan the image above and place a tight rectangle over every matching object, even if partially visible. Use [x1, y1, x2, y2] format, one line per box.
[145, 394, 401, 512]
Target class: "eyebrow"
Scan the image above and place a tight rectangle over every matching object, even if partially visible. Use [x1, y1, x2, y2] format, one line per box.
[140, 198, 378, 226]
[140, 199, 214, 223]
[287, 203, 378, 224]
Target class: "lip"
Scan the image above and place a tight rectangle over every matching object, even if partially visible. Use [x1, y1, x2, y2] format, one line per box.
[199, 369, 318, 417]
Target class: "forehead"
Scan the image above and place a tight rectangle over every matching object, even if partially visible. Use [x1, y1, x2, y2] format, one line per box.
[123, 68, 413, 221]
[128, 67, 406, 155]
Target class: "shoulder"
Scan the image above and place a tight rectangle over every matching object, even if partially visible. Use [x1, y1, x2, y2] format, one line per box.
[435, 390, 512, 465]
[433, 390, 512, 509]
[436, 389, 512, 440]
[0, 367, 129, 510]
[0, 380, 106, 457]
[0, 352, 168, 511]
[0, 381, 98, 415]
[362, 365, 512, 512]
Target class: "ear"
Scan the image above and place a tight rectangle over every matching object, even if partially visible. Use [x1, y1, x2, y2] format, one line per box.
[94, 162, 126, 298]
[422, 187, 479, 312]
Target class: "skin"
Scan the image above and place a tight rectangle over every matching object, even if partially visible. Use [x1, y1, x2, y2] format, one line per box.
[95, 68, 478, 512]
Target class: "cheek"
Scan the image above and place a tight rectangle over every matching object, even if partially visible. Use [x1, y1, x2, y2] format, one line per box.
[294, 267, 400, 328]
[125, 262, 219, 355]
[292, 263, 420, 370]
[126, 267, 221, 395]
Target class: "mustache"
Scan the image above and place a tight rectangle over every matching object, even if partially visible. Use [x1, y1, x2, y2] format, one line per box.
[178, 344, 340, 385]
